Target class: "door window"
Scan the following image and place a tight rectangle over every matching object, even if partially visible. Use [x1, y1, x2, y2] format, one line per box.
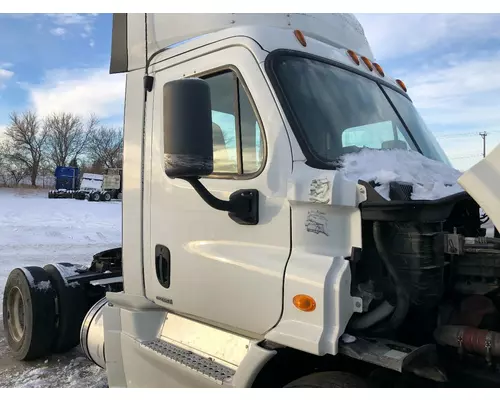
[201, 71, 265, 176]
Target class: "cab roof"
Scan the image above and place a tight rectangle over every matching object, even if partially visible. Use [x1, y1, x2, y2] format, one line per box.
[110, 13, 374, 74]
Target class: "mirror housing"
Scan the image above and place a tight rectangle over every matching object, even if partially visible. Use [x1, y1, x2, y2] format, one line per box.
[163, 78, 214, 178]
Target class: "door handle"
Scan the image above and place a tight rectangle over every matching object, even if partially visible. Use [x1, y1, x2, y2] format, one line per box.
[155, 245, 171, 289]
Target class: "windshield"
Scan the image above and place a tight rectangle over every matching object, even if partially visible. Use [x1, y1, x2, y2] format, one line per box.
[382, 87, 451, 166]
[268, 53, 450, 167]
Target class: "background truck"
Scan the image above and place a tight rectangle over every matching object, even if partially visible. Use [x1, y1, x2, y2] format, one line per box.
[48, 166, 80, 199]
[4, 13, 500, 388]
[98, 168, 123, 201]
[74, 168, 122, 202]
[74, 172, 104, 200]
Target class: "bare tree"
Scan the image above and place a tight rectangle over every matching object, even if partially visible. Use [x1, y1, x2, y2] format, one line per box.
[87, 126, 123, 169]
[44, 112, 98, 167]
[4, 111, 48, 186]
[38, 158, 54, 188]
[0, 142, 29, 186]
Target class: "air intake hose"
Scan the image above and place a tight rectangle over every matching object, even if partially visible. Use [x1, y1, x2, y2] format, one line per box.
[371, 221, 410, 333]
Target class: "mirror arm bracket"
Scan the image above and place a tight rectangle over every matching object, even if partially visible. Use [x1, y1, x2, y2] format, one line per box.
[183, 177, 259, 225]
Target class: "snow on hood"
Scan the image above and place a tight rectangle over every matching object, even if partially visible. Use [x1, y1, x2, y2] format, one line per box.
[338, 148, 464, 201]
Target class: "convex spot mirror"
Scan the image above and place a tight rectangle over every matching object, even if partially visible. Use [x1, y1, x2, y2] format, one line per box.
[163, 78, 214, 179]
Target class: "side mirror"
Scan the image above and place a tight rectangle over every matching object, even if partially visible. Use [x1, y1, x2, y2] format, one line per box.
[163, 78, 214, 179]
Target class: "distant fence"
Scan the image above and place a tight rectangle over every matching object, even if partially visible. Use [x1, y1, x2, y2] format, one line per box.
[0, 175, 56, 188]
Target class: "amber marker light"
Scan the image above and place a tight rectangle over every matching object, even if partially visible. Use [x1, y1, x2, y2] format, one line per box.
[294, 30, 307, 47]
[293, 294, 317, 312]
[361, 56, 373, 71]
[347, 49, 360, 65]
[396, 79, 408, 92]
[373, 62, 385, 77]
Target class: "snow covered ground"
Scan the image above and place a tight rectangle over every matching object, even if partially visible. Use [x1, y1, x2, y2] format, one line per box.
[0, 188, 121, 388]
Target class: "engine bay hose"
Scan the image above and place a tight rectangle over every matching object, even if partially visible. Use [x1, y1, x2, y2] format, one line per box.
[371, 221, 410, 333]
[350, 300, 395, 331]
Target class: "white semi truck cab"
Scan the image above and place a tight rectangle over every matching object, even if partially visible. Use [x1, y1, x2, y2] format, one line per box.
[5, 13, 500, 388]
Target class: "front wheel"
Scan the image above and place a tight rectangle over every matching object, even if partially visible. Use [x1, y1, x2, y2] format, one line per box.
[284, 371, 367, 388]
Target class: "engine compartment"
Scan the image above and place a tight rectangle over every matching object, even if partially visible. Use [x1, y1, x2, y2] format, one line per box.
[346, 180, 500, 383]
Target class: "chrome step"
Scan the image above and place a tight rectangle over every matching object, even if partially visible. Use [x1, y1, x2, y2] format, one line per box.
[141, 339, 235, 384]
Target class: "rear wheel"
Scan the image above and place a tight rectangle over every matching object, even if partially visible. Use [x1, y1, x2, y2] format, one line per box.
[91, 192, 101, 202]
[103, 192, 112, 202]
[284, 371, 367, 388]
[2, 267, 57, 361]
[43, 263, 88, 353]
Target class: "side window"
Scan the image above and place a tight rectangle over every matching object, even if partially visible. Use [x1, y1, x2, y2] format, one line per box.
[202, 70, 264, 176]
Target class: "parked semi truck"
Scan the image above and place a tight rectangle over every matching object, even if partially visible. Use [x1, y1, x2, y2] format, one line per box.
[4, 13, 500, 388]
[48, 166, 80, 199]
[74, 168, 122, 201]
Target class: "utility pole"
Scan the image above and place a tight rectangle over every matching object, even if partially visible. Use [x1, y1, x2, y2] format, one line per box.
[479, 131, 488, 158]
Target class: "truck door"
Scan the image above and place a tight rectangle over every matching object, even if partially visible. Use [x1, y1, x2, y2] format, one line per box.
[144, 44, 293, 336]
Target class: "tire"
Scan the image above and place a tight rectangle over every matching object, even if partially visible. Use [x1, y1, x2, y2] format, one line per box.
[43, 264, 88, 353]
[2, 267, 57, 361]
[103, 192, 112, 202]
[284, 371, 367, 388]
[48, 191, 53, 199]
[91, 192, 100, 202]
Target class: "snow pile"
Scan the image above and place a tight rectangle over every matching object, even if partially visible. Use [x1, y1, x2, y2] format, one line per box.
[338, 148, 464, 201]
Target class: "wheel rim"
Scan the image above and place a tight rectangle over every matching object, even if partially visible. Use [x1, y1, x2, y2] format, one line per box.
[6, 286, 26, 342]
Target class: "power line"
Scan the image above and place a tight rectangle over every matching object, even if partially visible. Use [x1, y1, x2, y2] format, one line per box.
[448, 154, 483, 160]
[437, 132, 479, 139]
[437, 130, 494, 158]
[438, 135, 477, 140]
[437, 130, 500, 140]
